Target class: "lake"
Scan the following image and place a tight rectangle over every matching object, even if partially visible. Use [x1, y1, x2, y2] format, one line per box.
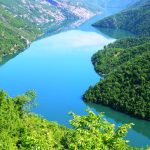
[0, 15, 150, 147]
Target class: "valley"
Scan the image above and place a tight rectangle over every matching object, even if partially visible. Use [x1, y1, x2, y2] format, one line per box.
[0, 14, 150, 148]
[0, 0, 150, 149]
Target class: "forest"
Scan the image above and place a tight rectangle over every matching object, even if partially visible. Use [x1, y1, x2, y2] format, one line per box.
[92, 37, 150, 75]
[83, 37, 150, 120]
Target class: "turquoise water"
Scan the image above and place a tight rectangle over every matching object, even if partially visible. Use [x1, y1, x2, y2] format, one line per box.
[0, 16, 150, 147]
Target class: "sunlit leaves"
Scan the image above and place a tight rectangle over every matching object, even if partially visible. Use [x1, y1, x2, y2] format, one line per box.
[62, 109, 135, 150]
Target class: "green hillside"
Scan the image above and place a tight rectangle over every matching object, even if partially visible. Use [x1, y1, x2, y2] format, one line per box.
[0, 6, 41, 61]
[92, 37, 150, 75]
[0, 0, 60, 32]
[0, 0, 149, 148]
[93, 0, 150, 36]
[83, 37, 150, 120]
[0, 0, 140, 62]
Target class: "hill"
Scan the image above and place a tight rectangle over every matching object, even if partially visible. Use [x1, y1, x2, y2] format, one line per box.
[93, 0, 150, 36]
[83, 37, 150, 120]
[0, 0, 97, 32]
[83, 0, 150, 120]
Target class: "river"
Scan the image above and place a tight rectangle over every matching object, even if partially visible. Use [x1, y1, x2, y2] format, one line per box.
[0, 15, 150, 147]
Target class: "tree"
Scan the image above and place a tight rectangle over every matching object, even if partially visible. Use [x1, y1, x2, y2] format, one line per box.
[62, 109, 136, 150]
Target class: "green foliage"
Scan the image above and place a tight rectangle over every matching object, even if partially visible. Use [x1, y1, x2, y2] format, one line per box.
[62, 109, 136, 150]
[0, 90, 66, 150]
[92, 37, 150, 75]
[83, 37, 150, 120]
[93, 0, 150, 36]
[0, 91, 138, 150]
[0, 6, 41, 61]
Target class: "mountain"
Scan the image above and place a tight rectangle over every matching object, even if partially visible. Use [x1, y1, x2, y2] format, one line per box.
[130, 0, 150, 8]
[104, 0, 138, 9]
[83, 0, 150, 120]
[93, 0, 150, 36]
[70, 0, 139, 16]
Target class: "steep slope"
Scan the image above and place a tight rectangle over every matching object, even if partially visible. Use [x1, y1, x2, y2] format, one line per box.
[0, 0, 97, 61]
[83, 38, 150, 120]
[66, 0, 139, 16]
[0, 0, 96, 32]
[93, 0, 150, 36]
[0, 6, 41, 61]
[0, 0, 140, 33]
[103, 0, 138, 13]
[92, 37, 150, 75]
